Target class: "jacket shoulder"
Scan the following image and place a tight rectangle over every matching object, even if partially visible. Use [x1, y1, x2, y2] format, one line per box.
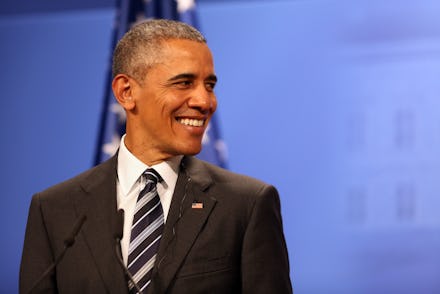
[186, 156, 276, 196]
[35, 156, 117, 201]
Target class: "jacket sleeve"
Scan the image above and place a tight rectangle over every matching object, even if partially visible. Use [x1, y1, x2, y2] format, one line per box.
[20, 194, 58, 294]
[241, 185, 293, 293]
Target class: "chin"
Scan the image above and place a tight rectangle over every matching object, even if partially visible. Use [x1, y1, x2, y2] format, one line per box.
[185, 149, 202, 156]
[180, 145, 202, 156]
[171, 139, 203, 156]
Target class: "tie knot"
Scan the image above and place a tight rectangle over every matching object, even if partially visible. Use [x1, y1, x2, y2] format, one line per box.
[143, 168, 162, 185]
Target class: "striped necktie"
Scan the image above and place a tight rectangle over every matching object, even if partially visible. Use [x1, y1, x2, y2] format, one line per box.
[127, 168, 164, 293]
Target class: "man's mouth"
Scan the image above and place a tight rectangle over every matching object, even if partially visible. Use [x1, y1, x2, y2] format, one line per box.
[177, 118, 205, 127]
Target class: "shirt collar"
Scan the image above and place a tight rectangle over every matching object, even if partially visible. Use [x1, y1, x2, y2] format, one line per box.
[117, 134, 183, 195]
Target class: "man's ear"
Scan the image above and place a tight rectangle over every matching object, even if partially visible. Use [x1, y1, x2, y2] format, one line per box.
[112, 74, 136, 110]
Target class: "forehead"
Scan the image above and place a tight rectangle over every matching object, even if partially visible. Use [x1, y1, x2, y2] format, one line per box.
[157, 39, 213, 65]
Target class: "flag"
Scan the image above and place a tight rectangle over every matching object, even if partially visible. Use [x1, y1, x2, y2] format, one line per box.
[94, 0, 227, 168]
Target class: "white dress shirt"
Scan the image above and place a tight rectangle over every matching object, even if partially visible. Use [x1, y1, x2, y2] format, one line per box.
[116, 135, 182, 264]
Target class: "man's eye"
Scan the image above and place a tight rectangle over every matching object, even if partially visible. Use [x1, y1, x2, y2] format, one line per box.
[205, 82, 216, 92]
[175, 80, 192, 88]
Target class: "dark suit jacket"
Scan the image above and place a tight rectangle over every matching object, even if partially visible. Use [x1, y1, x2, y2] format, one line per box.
[20, 156, 292, 294]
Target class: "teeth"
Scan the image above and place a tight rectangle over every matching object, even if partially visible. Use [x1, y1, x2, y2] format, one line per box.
[178, 118, 204, 127]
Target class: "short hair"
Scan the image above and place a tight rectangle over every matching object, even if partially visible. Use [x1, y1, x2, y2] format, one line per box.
[112, 19, 207, 82]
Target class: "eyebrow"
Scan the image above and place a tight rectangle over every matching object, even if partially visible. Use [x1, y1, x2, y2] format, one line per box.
[168, 73, 218, 83]
[206, 74, 218, 83]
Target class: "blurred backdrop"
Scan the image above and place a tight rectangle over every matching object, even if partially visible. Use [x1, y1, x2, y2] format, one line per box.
[1, 0, 440, 293]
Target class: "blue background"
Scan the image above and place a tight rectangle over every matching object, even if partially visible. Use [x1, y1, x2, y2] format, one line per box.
[1, 0, 440, 293]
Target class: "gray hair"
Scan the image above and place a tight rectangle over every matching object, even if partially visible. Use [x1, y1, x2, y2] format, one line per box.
[112, 19, 207, 82]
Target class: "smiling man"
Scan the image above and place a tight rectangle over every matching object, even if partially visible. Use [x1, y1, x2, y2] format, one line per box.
[113, 37, 217, 164]
[20, 20, 292, 294]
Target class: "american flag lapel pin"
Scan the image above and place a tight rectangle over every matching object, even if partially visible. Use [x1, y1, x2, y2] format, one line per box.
[191, 201, 203, 209]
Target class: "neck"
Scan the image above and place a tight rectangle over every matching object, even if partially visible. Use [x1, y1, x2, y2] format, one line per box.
[123, 134, 175, 166]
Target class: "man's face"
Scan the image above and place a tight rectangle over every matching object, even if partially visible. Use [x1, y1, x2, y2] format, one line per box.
[128, 39, 217, 161]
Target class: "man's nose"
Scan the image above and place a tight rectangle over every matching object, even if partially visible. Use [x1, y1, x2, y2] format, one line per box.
[188, 85, 216, 113]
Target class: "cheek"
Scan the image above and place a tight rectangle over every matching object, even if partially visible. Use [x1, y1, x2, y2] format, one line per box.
[152, 97, 176, 118]
[165, 95, 189, 115]
[211, 95, 218, 112]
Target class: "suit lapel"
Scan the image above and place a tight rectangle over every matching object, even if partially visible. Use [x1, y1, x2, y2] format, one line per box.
[151, 156, 217, 292]
[73, 156, 128, 294]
